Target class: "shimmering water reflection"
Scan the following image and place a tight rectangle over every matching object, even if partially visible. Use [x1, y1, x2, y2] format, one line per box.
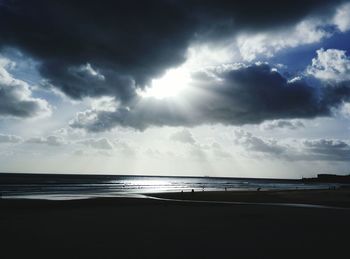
[0, 175, 335, 200]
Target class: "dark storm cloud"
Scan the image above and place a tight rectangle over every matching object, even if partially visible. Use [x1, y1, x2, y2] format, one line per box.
[302, 139, 350, 161]
[190, 65, 326, 124]
[70, 64, 350, 131]
[321, 82, 350, 108]
[0, 0, 346, 102]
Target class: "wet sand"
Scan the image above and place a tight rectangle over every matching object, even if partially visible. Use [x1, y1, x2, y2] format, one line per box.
[150, 188, 350, 208]
[1, 189, 350, 259]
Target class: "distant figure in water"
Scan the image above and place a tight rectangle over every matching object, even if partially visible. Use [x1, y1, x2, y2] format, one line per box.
[257, 187, 261, 191]
[191, 189, 194, 194]
[225, 187, 227, 191]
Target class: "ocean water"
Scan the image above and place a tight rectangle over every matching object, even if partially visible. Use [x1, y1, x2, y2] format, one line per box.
[0, 174, 333, 200]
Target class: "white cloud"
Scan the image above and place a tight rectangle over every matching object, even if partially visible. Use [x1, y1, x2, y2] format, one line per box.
[234, 130, 350, 162]
[0, 56, 51, 118]
[90, 96, 118, 112]
[338, 102, 350, 118]
[0, 133, 22, 143]
[260, 120, 305, 131]
[307, 48, 350, 82]
[170, 129, 196, 145]
[78, 138, 114, 150]
[188, 145, 208, 161]
[186, 42, 238, 68]
[26, 135, 65, 146]
[53, 127, 87, 139]
[69, 109, 99, 130]
[237, 18, 330, 61]
[237, 3, 350, 62]
[333, 3, 350, 32]
[113, 139, 136, 156]
[211, 142, 231, 158]
[69, 63, 105, 81]
[73, 150, 85, 156]
[234, 130, 285, 155]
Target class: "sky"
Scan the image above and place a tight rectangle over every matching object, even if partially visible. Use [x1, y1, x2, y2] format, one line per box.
[1, 0, 350, 178]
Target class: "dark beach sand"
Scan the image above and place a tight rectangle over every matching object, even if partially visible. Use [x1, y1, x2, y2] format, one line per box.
[1, 189, 350, 259]
[151, 188, 350, 208]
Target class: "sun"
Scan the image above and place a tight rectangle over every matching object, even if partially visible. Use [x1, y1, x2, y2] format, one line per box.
[139, 67, 191, 99]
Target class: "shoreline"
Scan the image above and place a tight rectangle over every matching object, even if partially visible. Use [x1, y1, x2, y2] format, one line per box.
[148, 188, 350, 208]
[1, 188, 350, 208]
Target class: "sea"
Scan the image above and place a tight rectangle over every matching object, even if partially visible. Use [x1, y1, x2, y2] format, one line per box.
[0, 173, 335, 200]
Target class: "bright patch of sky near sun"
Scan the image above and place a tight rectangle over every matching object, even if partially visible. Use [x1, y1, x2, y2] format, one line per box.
[1, 2, 350, 177]
[139, 41, 238, 99]
[138, 66, 191, 99]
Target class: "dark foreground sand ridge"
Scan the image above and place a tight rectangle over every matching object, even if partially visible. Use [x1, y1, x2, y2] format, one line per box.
[1, 189, 350, 259]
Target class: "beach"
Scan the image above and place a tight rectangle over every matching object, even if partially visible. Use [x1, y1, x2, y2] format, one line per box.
[1, 189, 350, 259]
[152, 188, 350, 208]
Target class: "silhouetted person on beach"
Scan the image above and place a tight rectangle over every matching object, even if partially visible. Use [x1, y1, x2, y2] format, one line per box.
[191, 189, 194, 194]
[257, 187, 261, 191]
